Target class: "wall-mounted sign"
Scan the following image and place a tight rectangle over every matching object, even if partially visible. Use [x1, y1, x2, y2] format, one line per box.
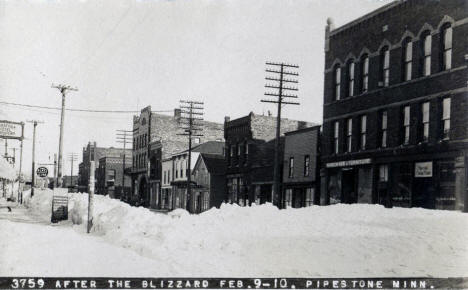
[0, 120, 23, 140]
[326, 158, 372, 168]
[415, 161, 433, 178]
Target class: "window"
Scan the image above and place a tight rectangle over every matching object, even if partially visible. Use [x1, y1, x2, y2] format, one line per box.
[380, 46, 390, 87]
[360, 115, 367, 150]
[107, 169, 116, 181]
[402, 38, 413, 81]
[381, 111, 388, 148]
[334, 65, 341, 101]
[284, 189, 292, 208]
[237, 143, 241, 156]
[304, 155, 310, 176]
[422, 102, 430, 142]
[334, 121, 339, 154]
[175, 161, 178, 178]
[403, 106, 410, 145]
[347, 61, 355, 97]
[244, 141, 248, 164]
[230, 145, 234, 157]
[441, 24, 452, 70]
[163, 171, 166, 184]
[305, 188, 314, 206]
[442, 98, 451, 140]
[346, 118, 352, 152]
[193, 137, 200, 144]
[168, 170, 171, 182]
[180, 159, 184, 178]
[379, 165, 389, 182]
[421, 32, 432, 76]
[361, 55, 369, 92]
[288, 157, 294, 178]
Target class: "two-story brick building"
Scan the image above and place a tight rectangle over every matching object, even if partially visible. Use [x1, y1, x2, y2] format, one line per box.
[96, 155, 132, 199]
[129, 106, 224, 207]
[321, 0, 468, 210]
[282, 126, 321, 208]
[224, 112, 315, 207]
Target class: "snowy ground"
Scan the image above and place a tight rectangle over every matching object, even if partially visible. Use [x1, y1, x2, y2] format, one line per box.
[1, 189, 467, 277]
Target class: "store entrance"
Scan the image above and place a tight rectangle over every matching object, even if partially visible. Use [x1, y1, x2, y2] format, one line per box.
[342, 168, 357, 203]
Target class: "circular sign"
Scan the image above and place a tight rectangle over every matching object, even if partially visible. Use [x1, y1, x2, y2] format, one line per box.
[36, 167, 48, 178]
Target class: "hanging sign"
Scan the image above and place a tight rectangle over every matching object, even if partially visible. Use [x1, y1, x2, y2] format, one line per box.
[415, 161, 433, 177]
[36, 167, 49, 178]
[0, 120, 23, 140]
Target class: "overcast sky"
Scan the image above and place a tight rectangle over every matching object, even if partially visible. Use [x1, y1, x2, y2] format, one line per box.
[0, 0, 390, 178]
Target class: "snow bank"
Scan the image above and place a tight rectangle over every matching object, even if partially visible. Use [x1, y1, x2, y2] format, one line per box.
[0, 156, 16, 180]
[24, 188, 468, 277]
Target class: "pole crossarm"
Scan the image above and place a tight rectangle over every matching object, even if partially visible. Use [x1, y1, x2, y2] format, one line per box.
[266, 69, 299, 76]
[266, 62, 299, 68]
[265, 85, 298, 91]
[264, 93, 298, 98]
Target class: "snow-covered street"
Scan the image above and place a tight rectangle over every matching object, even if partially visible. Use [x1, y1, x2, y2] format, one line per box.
[1, 189, 468, 277]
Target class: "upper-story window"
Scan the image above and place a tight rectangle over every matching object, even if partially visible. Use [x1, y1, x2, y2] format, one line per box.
[361, 55, 369, 93]
[244, 141, 248, 164]
[441, 23, 453, 71]
[380, 111, 388, 148]
[288, 157, 294, 178]
[347, 61, 355, 98]
[333, 121, 339, 154]
[334, 65, 341, 101]
[360, 115, 367, 150]
[402, 106, 410, 145]
[237, 143, 241, 156]
[421, 31, 432, 76]
[175, 161, 179, 178]
[304, 155, 310, 177]
[402, 38, 413, 81]
[380, 46, 390, 87]
[346, 118, 352, 152]
[421, 102, 430, 142]
[441, 98, 451, 140]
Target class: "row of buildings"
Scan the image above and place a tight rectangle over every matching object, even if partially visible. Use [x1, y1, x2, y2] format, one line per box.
[78, 0, 468, 213]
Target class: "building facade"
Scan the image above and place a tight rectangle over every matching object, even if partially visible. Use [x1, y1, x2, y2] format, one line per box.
[321, 0, 468, 210]
[282, 126, 321, 208]
[128, 106, 224, 207]
[77, 142, 131, 194]
[224, 112, 315, 207]
[96, 155, 132, 199]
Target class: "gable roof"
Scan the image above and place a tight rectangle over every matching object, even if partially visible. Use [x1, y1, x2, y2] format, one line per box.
[200, 153, 226, 175]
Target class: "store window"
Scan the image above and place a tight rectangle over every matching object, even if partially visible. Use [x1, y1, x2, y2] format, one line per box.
[305, 188, 314, 206]
[379, 165, 389, 182]
[284, 189, 292, 208]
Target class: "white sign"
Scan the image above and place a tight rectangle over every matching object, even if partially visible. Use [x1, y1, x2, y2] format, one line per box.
[415, 161, 433, 177]
[326, 158, 372, 168]
[0, 121, 23, 139]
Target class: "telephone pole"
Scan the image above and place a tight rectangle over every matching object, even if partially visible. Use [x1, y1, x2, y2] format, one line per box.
[52, 83, 78, 188]
[116, 129, 132, 199]
[27, 120, 44, 197]
[261, 62, 300, 208]
[68, 153, 78, 189]
[178, 100, 204, 212]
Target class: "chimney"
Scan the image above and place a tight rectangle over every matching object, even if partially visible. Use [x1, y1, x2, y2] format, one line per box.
[325, 17, 334, 52]
[174, 108, 181, 119]
[224, 116, 230, 123]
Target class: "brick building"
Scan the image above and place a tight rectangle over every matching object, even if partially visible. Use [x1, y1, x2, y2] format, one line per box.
[77, 142, 131, 193]
[96, 155, 131, 199]
[128, 106, 224, 207]
[282, 126, 321, 208]
[224, 112, 315, 207]
[321, 0, 468, 210]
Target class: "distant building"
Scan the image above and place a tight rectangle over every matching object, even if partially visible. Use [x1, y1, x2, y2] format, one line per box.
[77, 142, 131, 193]
[62, 175, 78, 189]
[128, 106, 224, 207]
[191, 153, 226, 213]
[224, 112, 316, 207]
[282, 126, 321, 208]
[96, 155, 132, 199]
[321, 0, 468, 210]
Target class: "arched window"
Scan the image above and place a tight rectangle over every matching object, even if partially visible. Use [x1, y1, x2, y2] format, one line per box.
[334, 65, 341, 101]
[347, 60, 355, 97]
[440, 23, 452, 70]
[380, 46, 390, 87]
[421, 31, 432, 76]
[361, 54, 369, 92]
[402, 37, 413, 81]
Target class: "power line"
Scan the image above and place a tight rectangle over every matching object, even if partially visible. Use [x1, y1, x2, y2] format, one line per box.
[0, 101, 172, 114]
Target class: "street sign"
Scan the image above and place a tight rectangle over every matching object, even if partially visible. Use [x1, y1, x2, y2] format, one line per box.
[36, 167, 49, 178]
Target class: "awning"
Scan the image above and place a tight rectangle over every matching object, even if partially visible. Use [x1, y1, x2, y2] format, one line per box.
[0, 156, 16, 180]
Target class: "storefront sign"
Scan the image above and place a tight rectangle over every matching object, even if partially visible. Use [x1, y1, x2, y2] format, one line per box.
[326, 158, 372, 168]
[415, 161, 433, 177]
[0, 120, 23, 140]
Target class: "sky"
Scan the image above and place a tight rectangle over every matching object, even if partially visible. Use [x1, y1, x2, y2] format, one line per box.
[0, 0, 391, 178]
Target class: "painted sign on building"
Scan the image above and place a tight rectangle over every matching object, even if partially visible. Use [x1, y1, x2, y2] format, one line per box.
[415, 161, 433, 178]
[326, 158, 372, 168]
[0, 120, 23, 140]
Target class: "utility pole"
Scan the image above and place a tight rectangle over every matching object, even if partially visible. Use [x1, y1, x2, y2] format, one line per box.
[52, 83, 78, 188]
[116, 129, 132, 200]
[18, 122, 24, 203]
[27, 120, 44, 197]
[87, 160, 95, 233]
[178, 100, 204, 213]
[261, 62, 300, 209]
[68, 153, 78, 189]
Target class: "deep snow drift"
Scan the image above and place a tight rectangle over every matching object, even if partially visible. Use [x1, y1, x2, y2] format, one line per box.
[2, 188, 468, 277]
